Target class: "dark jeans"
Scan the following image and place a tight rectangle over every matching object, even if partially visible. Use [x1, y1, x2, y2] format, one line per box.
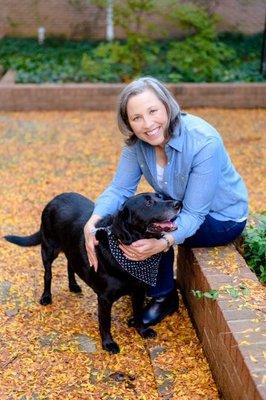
[147, 215, 247, 297]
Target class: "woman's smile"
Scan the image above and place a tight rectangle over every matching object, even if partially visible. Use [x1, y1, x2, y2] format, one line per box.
[146, 126, 162, 137]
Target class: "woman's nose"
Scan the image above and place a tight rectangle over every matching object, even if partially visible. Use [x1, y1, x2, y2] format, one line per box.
[142, 115, 153, 129]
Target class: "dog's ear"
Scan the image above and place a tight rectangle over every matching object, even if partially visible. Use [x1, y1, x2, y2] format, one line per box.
[111, 206, 136, 245]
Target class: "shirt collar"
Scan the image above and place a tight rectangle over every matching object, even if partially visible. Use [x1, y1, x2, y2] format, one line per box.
[166, 117, 185, 152]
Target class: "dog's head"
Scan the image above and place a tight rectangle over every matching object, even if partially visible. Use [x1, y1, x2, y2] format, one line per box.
[111, 192, 181, 245]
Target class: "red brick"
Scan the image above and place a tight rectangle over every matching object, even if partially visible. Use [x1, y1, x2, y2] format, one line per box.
[176, 243, 266, 400]
[0, 83, 266, 111]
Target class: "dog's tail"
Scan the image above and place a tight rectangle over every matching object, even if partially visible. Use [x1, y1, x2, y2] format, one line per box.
[4, 231, 41, 247]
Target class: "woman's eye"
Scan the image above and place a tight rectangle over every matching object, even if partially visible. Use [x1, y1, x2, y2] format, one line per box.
[150, 109, 157, 114]
[133, 116, 141, 121]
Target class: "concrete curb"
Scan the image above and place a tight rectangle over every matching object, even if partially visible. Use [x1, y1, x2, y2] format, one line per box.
[0, 82, 265, 110]
[176, 244, 266, 400]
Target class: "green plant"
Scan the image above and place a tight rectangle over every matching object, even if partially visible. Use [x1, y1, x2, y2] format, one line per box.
[87, 0, 158, 80]
[192, 289, 219, 300]
[81, 44, 128, 82]
[164, 3, 236, 82]
[81, 38, 160, 82]
[167, 36, 235, 82]
[192, 284, 251, 301]
[242, 214, 266, 284]
[0, 34, 264, 83]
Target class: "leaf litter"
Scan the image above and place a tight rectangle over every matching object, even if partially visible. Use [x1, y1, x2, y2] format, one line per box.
[0, 108, 265, 399]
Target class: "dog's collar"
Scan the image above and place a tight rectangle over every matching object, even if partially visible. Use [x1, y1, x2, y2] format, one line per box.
[107, 233, 161, 286]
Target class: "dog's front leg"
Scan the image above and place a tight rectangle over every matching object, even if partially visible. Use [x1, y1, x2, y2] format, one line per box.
[131, 291, 157, 339]
[97, 295, 119, 354]
[67, 261, 82, 293]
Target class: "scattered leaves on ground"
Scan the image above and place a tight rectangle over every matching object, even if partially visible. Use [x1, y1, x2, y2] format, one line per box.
[0, 108, 265, 399]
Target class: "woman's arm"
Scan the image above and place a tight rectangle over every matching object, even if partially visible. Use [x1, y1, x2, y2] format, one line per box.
[171, 137, 222, 244]
[93, 145, 142, 218]
[84, 145, 142, 269]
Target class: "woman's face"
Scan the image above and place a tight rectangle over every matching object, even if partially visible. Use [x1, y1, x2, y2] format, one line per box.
[126, 89, 169, 147]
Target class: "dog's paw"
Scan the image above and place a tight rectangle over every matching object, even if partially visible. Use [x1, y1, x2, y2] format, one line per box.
[103, 341, 120, 354]
[69, 284, 82, 293]
[139, 327, 157, 339]
[40, 294, 52, 305]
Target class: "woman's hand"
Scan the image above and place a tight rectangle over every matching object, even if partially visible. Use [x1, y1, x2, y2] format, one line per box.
[119, 235, 174, 261]
[84, 215, 101, 271]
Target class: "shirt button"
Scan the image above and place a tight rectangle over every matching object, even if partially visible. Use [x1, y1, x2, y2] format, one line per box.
[164, 181, 167, 185]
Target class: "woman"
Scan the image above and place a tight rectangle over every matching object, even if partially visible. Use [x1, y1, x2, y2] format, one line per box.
[84, 77, 248, 327]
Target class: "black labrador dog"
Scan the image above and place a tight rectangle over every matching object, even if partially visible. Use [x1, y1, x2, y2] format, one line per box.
[5, 192, 180, 354]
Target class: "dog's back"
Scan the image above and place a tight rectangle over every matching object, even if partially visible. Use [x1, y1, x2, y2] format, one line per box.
[5, 192, 94, 251]
[41, 192, 94, 249]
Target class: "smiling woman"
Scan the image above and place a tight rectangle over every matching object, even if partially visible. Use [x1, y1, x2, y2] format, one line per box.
[84, 76, 248, 327]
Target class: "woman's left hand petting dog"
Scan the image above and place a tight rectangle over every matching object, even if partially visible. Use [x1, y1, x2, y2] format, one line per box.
[4, 192, 180, 354]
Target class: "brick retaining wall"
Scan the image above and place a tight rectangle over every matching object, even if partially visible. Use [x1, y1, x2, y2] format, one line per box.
[176, 244, 266, 400]
[0, 82, 265, 110]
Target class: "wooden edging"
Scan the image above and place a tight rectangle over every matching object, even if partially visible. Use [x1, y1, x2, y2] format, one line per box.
[0, 78, 265, 110]
[176, 244, 266, 400]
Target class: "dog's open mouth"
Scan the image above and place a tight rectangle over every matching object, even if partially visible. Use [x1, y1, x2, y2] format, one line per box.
[147, 219, 177, 233]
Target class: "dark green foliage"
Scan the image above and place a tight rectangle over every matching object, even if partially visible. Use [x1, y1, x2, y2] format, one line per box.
[81, 38, 159, 82]
[0, 37, 98, 83]
[163, 4, 236, 82]
[243, 214, 266, 284]
[166, 37, 235, 82]
[0, 32, 264, 83]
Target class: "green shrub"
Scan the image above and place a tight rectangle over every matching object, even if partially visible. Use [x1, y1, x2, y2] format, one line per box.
[162, 2, 219, 40]
[0, 33, 264, 83]
[0, 37, 96, 83]
[164, 4, 236, 82]
[81, 38, 159, 82]
[242, 214, 266, 284]
[166, 37, 235, 82]
[81, 43, 129, 82]
[84, 0, 159, 81]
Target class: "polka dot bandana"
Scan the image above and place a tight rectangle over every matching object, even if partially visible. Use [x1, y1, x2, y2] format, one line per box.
[108, 233, 161, 286]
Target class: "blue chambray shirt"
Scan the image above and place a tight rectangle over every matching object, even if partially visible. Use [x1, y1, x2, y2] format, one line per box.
[93, 113, 248, 244]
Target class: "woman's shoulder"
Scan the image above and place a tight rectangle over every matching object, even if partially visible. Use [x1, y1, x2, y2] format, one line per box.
[181, 113, 221, 142]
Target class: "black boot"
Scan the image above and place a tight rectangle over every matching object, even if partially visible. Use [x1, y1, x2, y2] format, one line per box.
[142, 289, 179, 327]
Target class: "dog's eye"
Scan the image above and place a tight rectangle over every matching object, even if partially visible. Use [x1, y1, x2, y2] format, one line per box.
[145, 199, 153, 207]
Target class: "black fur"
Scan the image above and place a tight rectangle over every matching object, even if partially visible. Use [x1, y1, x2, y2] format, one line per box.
[4, 192, 180, 354]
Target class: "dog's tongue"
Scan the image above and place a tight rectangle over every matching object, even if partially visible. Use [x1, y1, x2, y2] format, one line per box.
[151, 221, 176, 232]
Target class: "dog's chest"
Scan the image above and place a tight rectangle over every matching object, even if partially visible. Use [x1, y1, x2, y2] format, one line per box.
[107, 234, 161, 286]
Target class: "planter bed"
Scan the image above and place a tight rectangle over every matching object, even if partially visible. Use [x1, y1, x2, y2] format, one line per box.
[176, 243, 265, 400]
[0, 77, 265, 110]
